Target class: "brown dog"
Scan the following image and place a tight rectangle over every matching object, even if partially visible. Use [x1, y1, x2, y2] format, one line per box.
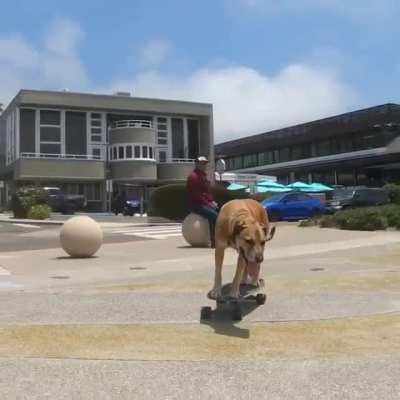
[209, 199, 275, 299]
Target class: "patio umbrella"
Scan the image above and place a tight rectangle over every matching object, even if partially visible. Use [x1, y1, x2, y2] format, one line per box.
[287, 181, 312, 191]
[227, 182, 247, 191]
[257, 180, 287, 189]
[256, 185, 291, 193]
[309, 182, 334, 192]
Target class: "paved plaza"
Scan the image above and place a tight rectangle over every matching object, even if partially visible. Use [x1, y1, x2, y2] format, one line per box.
[0, 221, 400, 399]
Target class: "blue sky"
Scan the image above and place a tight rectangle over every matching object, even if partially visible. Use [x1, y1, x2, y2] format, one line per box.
[1, 0, 400, 142]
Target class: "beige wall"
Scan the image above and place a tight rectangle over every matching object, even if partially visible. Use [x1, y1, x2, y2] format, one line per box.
[157, 162, 194, 181]
[14, 159, 105, 181]
[110, 160, 157, 181]
[110, 127, 156, 145]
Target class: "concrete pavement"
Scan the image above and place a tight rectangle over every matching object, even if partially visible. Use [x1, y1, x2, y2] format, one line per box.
[0, 225, 400, 399]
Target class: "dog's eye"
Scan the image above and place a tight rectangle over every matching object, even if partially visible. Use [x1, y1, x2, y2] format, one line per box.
[260, 240, 266, 245]
[246, 238, 254, 245]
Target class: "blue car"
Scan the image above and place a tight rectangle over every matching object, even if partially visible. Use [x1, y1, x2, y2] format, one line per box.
[262, 192, 325, 221]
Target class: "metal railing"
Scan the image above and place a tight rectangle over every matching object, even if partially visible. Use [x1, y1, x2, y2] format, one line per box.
[169, 158, 195, 163]
[113, 120, 153, 129]
[20, 153, 101, 160]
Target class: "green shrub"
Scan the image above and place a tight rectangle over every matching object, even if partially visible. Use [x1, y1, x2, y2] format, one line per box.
[321, 208, 387, 231]
[28, 204, 51, 220]
[384, 184, 400, 205]
[11, 187, 46, 219]
[298, 219, 318, 227]
[148, 183, 250, 221]
[377, 204, 400, 227]
[319, 215, 338, 228]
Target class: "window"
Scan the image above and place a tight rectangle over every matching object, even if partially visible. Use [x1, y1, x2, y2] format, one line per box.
[232, 156, 243, 170]
[171, 118, 184, 158]
[91, 135, 102, 142]
[40, 110, 61, 155]
[149, 147, 153, 159]
[258, 151, 273, 165]
[243, 154, 258, 168]
[92, 148, 101, 159]
[90, 112, 103, 144]
[159, 150, 167, 163]
[66, 112, 86, 155]
[118, 146, 124, 159]
[157, 116, 169, 146]
[113, 147, 117, 160]
[279, 147, 291, 162]
[291, 143, 311, 160]
[91, 113, 101, 119]
[91, 120, 102, 127]
[142, 146, 148, 158]
[20, 109, 36, 153]
[91, 128, 102, 134]
[134, 146, 140, 158]
[126, 145, 132, 159]
[315, 140, 331, 157]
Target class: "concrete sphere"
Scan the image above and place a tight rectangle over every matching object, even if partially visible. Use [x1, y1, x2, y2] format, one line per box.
[182, 213, 210, 247]
[60, 216, 103, 258]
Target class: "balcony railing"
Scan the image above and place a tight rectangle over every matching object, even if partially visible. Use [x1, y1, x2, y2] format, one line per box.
[169, 158, 195, 163]
[20, 152, 101, 160]
[113, 120, 153, 129]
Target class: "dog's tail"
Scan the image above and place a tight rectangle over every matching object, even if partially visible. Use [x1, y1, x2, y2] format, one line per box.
[266, 225, 276, 242]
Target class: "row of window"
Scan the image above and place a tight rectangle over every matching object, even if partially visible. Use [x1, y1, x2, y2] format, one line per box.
[225, 130, 394, 170]
[109, 144, 155, 161]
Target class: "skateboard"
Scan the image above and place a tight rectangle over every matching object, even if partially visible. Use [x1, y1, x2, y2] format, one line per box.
[201, 279, 266, 321]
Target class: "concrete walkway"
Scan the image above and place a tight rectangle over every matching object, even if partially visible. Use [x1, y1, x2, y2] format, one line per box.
[1, 225, 400, 399]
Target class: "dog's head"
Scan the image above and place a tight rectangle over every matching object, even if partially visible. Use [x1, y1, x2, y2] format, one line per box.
[231, 216, 268, 264]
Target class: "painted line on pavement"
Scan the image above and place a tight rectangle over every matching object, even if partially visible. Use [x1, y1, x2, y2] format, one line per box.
[13, 224, 41, 229]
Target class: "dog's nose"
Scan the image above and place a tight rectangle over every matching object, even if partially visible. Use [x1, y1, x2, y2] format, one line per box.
[256, 255, 263, 263]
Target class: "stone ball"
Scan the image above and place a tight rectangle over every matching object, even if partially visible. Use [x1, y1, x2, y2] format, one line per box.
[60, 216, 103, 258]
[182, 213, 210, 247]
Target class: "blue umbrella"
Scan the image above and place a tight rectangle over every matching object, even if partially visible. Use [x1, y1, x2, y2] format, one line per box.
[227, 182, 247, 191]
[257, 180, 287, 189]
[256, 185, 291, 193]
[287, 181, 312, 191]
[308, 183, 334, 192]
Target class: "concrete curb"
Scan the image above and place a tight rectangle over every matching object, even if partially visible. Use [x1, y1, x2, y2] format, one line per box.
[0, 216, 64, 226]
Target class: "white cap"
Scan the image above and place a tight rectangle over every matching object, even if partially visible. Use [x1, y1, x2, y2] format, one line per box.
[196, 156, 209, 163]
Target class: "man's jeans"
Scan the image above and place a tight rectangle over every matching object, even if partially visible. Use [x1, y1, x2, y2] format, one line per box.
[191, 205, 218, 246]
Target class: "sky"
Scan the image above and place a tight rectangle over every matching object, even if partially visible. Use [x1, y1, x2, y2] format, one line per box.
[1, 0, 400, 143]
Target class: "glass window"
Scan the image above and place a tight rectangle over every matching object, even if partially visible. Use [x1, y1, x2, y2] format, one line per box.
[337, 135, 353, 153]
[258, 151, 273, 165]
[91, 120, 102, 127]
[158, 138, 168, 145]
[118, 146, 124, 159]
[91, 113, 101, 119]
[20, 109, 36, 153]
[149, 147, 153, 159]
[40, 110, 60, 125]
[40, 127, 60, 142]
[157, 117, 167, 123]
[142, 146, 148, 158]
[126, 145, 132, 159]
[337, 169, 355, 186]
[92, 148, 101, 158]
[91, 127, 102, 134]
[65, 111, 87, 155]
[91, 135, 102, 142]
[279, 147, 291, 162]
[171, 118, 184, 158]
[109, 148, 113, 160]
[243, 154, 258, 168]
[159, 151, 167, 162]
[291, 143, 311, 160]
[157, 131, 167, 138]
[40, 143, 61, 154]
[316, 140, 331, 157]
[134, 146, 140, 158]
[273, 150, 279, 163]
[113, 147, 117, 160]
[232, 156, 243, 169]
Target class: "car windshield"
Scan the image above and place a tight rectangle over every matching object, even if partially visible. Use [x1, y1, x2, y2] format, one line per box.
[332, 188, 354, 200]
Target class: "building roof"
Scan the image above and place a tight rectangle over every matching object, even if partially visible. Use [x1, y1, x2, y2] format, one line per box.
[1, 89, 213, 118]
[215, 103, 400, 157]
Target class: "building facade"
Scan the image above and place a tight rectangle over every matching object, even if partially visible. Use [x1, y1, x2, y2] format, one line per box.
[0, 90, 214, 211]
[215, 104, 400, 187]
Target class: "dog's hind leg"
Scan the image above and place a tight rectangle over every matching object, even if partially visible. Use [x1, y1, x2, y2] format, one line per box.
[209, 246, 225, 299]
[230, 254, 246, 298]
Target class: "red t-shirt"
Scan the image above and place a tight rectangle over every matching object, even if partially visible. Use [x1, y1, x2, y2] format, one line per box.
[186, 168, 214, 209]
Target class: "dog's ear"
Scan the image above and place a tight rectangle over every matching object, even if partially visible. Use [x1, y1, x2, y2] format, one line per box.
[259, 223, 268, 237]
[233, 220, 246, 237]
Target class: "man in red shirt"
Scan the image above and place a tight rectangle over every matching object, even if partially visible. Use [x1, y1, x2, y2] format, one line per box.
[186, 156, 218, 248]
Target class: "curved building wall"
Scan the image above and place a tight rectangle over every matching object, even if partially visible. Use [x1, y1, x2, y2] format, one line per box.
[109, 127, 156, 145]
[110, 160, 157, 181]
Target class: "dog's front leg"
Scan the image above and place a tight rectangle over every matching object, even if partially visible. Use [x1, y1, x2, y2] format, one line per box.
[209, 245, 225, 299]
[230, 254, 246, 298]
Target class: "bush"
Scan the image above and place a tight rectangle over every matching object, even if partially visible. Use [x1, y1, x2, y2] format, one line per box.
[28, 204, 51, 220]
[11, 187, 46, 219]
[384, 184, 400, 205]
[319, 208, 387, 231]
[378, 204, 400, 228]
[148, 183, 250, 221]
[298, 219, 318, 227]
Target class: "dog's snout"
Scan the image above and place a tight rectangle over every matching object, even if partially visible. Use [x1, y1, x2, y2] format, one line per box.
[256, 255, 263, 263]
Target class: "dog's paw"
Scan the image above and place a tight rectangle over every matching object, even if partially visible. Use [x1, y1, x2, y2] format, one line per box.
[208, 287, 222, 300]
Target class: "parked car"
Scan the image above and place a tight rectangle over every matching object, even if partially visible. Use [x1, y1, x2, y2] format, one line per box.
[325, 187, 389, 213]
[123, 198, 141, 216]
[42, 187, 86, 213]
[262, 192, 325, 221]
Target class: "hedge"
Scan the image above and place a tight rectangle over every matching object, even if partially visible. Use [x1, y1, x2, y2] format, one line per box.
[28, 204, 52, 220]
[11, 187, 46, 219]
[148, 183, 250, 221]
[384, 184, 400, 205]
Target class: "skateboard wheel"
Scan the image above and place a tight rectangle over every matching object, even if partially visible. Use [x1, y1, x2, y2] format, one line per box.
[231, 305, 242, 321]
[256, 293, 266, 305]
[201, 306, 212, 320]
